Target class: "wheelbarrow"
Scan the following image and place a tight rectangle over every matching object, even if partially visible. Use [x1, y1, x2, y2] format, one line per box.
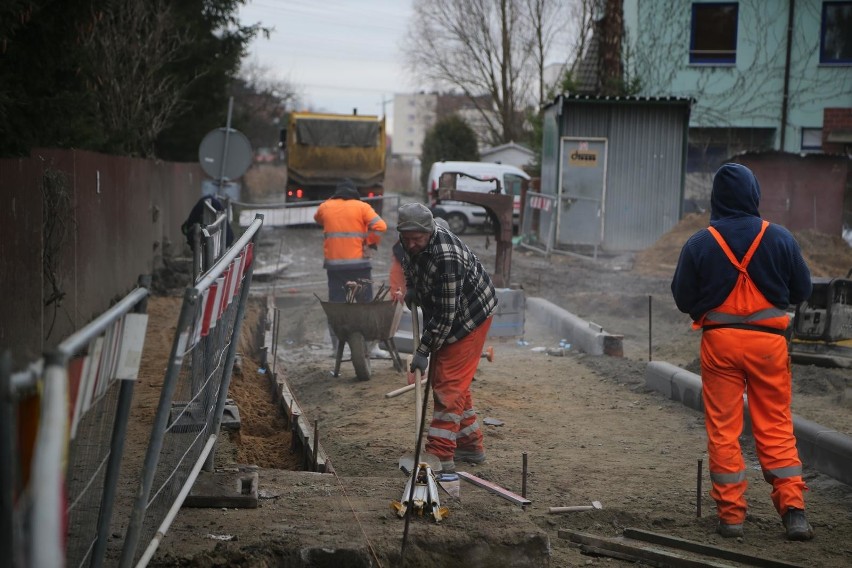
[319, 299, 405, 381]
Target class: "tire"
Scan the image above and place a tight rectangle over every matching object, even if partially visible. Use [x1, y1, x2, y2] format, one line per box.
[348, 332, 371, 381]
[445, 213, 468, 235]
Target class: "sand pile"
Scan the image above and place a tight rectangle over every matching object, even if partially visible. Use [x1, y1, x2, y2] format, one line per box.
[634, 212, 852, 279]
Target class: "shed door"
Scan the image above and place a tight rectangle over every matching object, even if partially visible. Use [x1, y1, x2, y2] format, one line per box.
[557, 138, 607, 247]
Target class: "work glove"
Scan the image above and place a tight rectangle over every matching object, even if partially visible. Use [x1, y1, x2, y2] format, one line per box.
[404, 288, 416, 309]
[410, 351, 429, 375]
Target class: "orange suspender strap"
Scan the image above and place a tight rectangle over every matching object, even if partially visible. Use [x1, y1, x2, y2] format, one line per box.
[702, 221, 788, 334]
[706, 220, 769, 273]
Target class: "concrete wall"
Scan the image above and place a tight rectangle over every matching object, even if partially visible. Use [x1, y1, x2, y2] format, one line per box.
[0, 149, 203, 369]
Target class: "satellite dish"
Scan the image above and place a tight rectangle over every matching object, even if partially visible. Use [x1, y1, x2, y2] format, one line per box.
[198, 127, 253, 180]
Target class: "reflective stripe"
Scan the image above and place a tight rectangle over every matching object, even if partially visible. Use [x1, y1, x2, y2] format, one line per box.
[458, 422, 481, 438]
[324, 258, 371, 268]
[461, 408, 477, 419]
[428, 426, 457, 441]
[763, 465, 802, 480]
[433, 411, 461, 424]
[710, 470, 746, 484]
[325, 231, 368, 239]
[705, 307, 787, 323]
[367, 215, 382, 228]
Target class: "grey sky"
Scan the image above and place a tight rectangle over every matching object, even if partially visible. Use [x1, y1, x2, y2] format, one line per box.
[238, 0, 418, 133]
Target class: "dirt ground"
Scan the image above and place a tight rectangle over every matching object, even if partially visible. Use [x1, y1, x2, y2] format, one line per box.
[141, 209, 852, 567]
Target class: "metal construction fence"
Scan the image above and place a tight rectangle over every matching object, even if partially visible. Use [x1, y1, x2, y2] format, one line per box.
[1, 277, 151, 568]
[189, 200, 233, 282]
[232, 193, 401, 229]
[119, 215, 263, 567]
[518, 191, 557, 256]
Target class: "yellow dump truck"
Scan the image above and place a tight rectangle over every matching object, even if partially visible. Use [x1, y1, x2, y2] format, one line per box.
[281, 111, 386, 204]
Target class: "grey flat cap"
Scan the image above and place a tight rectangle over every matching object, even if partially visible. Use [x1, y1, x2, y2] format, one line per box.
[397, 203, 435, 233]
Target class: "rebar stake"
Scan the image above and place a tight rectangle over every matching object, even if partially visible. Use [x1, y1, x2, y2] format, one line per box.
[522, 452, 528, 499]
[313, 420, 319, 471]
[696, 458, 703, 518]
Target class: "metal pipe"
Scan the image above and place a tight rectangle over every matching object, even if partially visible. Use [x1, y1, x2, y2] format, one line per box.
[30, 353, 67, 568]
[648, 295, 653, 362]
[522, 452, 528, 499]
[91, 378, 136, 568]
[119, 287, 200, 568]
[779, 0, 795, 151]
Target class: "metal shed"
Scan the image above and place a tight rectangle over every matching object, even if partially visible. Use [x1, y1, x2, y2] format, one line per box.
[539, 94, 691, 253]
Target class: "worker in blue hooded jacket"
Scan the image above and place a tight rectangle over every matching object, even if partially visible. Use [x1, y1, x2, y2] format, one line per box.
[671, 163, 814, 541]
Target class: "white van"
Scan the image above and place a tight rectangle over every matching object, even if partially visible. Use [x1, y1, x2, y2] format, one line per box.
[426, 161, 530, 234]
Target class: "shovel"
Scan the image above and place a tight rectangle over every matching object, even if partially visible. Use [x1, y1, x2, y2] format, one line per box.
[398, 304, 434, 473]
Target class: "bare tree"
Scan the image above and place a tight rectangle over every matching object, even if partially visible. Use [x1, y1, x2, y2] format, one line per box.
[406, 0, 568, 145]
[79, 0, 192, 157]
[525, 0, 571, 108]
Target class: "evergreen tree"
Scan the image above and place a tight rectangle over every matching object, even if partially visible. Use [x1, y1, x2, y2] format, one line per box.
[420, 115, 480, 189]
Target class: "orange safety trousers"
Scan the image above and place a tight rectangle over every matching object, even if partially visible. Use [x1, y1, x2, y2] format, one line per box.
[698, 221, 806, 524]
[425, 317, 493, 461]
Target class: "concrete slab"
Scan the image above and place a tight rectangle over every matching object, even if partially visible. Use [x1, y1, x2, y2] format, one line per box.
[184, 466, 258, 509]
[526, 297, 623, 356]
[644, 361, 852, 487]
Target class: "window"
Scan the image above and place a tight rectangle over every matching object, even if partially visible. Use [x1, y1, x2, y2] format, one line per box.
[821, 2, 852, 64]
[690, 3, 738, 65]
[801, 128, 823, 151]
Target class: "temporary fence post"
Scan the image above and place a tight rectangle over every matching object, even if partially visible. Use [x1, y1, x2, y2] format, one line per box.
[30, 352, 67, 568]
[119, 287, 200, 568]
[91, 276, 150, 568]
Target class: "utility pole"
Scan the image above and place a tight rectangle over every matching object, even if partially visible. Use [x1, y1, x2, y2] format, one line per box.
[379, 94, 393, 118]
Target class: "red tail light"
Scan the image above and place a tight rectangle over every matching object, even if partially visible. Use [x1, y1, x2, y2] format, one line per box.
[367, 191, 375, 198]
[296, 189, 303, 199]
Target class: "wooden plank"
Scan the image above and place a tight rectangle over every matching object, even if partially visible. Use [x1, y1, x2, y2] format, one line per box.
[623, 528, 807, 568]
[457, 471, 531, 506]
[559, 530, 735, 568]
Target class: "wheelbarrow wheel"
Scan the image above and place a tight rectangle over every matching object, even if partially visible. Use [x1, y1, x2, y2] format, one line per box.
[349, 331, 371, 381]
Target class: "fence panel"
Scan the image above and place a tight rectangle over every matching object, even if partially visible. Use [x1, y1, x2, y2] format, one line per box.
[518, 192, 557, 256]
[3, 279, 151, 568]
[232, 193, 401, 229]
[119, 216, 263, 568]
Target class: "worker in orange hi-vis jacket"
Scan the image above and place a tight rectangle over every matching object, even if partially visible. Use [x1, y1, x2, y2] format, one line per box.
[671, 163, 814, 541]
[314, 179, 387, 345]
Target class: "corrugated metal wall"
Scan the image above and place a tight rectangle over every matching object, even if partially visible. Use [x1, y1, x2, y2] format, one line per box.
[0, 149, 203, 370]
[558, 99, 689, 251]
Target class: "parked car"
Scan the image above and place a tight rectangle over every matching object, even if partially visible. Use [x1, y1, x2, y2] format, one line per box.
[426, 161, 530, 234]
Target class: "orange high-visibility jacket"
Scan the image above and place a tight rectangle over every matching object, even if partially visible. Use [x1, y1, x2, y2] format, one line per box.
[314, 199, 386, 271]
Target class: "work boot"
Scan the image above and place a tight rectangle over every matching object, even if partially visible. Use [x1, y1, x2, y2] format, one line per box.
[782, 507, 814, 541]
[454, 448, 486, 464]
[716, 521, 744, 538]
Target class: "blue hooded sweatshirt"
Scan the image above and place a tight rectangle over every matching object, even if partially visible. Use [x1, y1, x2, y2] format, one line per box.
[671, 163, 812, 322]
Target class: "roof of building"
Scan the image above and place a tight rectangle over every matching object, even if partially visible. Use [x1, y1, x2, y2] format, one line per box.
[480, 141, 535, 158]
[543, 93, 694, 110]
